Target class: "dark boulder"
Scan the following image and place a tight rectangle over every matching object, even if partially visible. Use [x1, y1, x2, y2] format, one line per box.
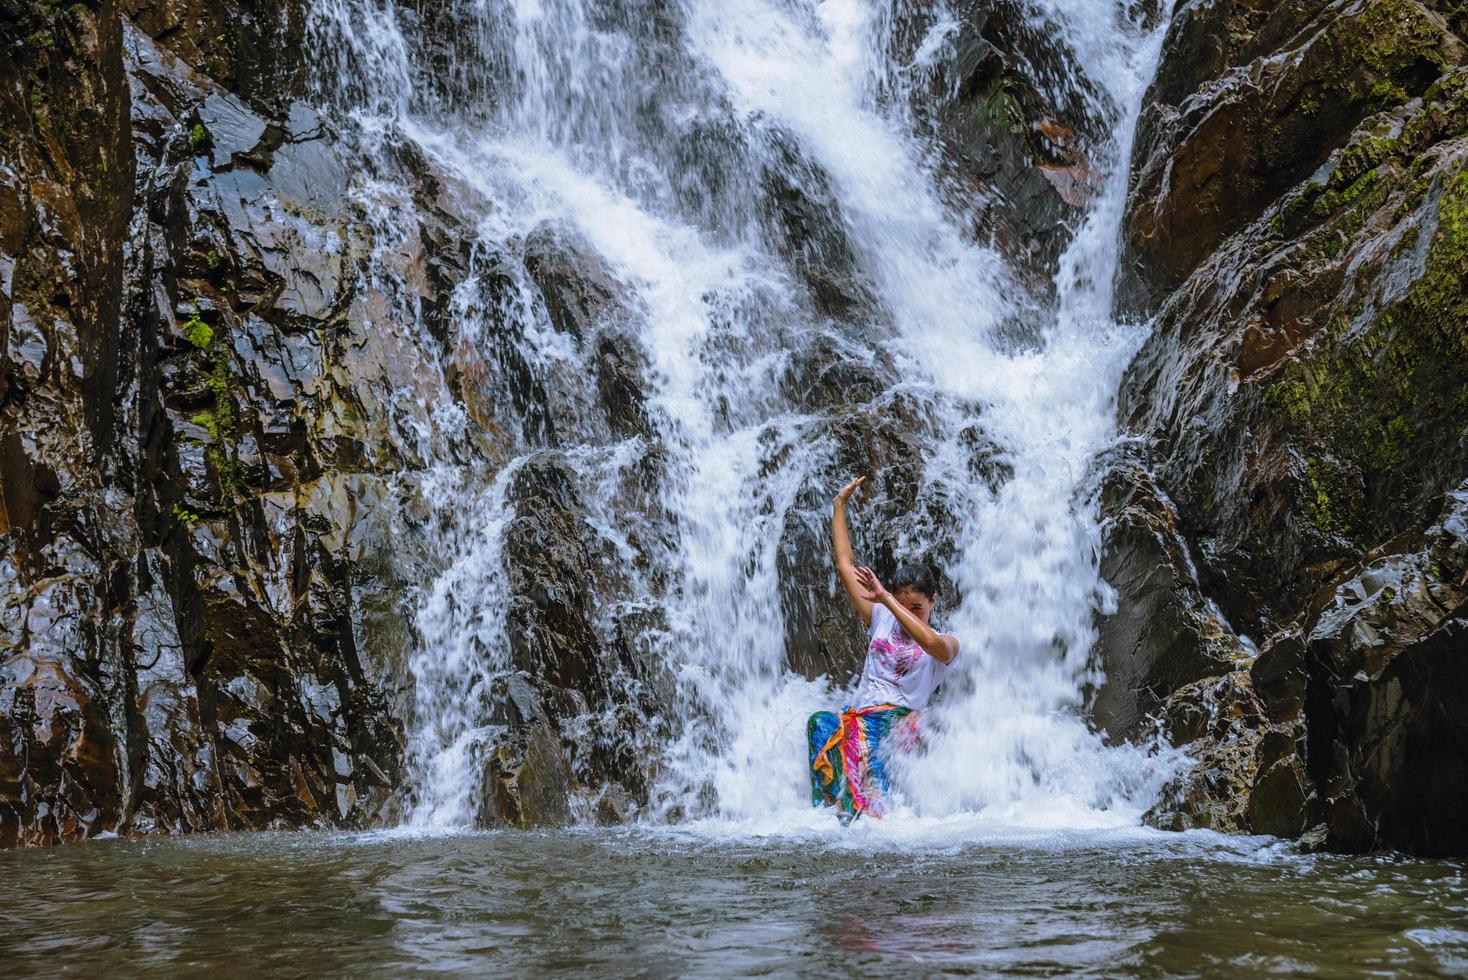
[1091, 460, 1242, 741]
[1301, 485, 1468, 855]
[928, 0, 1118, 288]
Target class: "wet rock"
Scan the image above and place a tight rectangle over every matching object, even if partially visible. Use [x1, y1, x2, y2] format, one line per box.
[521, 222, 654, 441]
[759, 130, 882, 322]
[1112, 0, 1468, 854]
[928, 0, 1116, 286]
[1144, 670, 1318, 838]
[491, 453, 663, 826]
[781, 331, 888, 414]
[1092, 460, 1243, 740]
[0, 0, 425, 845]
[120, 0, 309, 114]
[1301, 485, 1468, 855]
[1123, 0, 1464, 311]
[0, 0, 136, 845]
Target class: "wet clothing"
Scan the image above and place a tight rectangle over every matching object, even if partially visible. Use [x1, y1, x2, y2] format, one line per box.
[851, 604, 955, 710]
[807, 703, 916, 819]
[808, 606, 956, 819]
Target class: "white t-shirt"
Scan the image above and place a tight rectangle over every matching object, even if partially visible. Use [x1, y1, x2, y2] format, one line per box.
[851, 604, 956, 710]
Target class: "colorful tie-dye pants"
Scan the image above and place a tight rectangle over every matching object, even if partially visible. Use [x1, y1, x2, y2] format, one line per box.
[808, 703, 915, 819]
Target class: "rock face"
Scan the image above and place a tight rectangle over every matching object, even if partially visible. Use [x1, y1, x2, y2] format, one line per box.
[1, 0, 421, 845]
[1100, 0, 1468, 854]
[928, 0, 1121, 290]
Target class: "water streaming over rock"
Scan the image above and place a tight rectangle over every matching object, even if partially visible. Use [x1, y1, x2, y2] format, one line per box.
[303, 0, 1182, 830]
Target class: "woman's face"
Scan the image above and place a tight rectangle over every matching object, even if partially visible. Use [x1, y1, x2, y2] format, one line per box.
[892, 586, 935, 622]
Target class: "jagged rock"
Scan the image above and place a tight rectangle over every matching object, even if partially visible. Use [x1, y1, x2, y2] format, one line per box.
[759, 130, 883, 322]
[1123, 82, 1468, 627]
[120, 0, 309, 114]
[1109, 0, 1468, 855]
[1, 0, 136, 846]
[488, 452, 663, 826]
[0, 0, 424, 844]
[1301, 485, 1468, 855]
[521, 222, 654, 442]
[1092, 461, 1244, 740]
[1144, 669, 1318, 838]
[929, 0, 1116, 286]
[1123, 0, 1465, 310]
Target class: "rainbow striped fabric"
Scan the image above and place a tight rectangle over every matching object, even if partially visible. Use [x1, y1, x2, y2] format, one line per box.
[808, 703, 915, 819]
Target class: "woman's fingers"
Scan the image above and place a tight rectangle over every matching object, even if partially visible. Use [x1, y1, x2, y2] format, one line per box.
[836, 475, 867, 500]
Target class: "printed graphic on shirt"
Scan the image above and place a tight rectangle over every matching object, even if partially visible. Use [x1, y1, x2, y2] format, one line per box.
[851, 604, 955, 711]
[870, 629, 923, 678]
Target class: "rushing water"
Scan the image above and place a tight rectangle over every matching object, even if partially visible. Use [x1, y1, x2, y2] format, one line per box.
[4, 828, 1467, 976]
[305, 0, 1184, 830]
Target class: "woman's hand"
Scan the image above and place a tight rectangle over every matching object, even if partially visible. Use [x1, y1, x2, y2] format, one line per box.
[854, 566, 888, 604]
[834, 475, 866, 504]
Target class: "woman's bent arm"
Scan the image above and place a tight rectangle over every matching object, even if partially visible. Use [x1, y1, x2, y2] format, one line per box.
[833, 476, 873, 625]
[855, 566, 959, 664]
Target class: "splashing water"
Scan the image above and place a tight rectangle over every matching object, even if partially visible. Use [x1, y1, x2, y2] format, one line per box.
[304, 0, 1181, 832]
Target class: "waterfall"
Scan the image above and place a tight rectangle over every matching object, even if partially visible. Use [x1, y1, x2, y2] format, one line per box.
[304, 0, 1178, 830]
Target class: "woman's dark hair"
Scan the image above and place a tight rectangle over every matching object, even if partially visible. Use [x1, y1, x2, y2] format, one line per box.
[889, 563, 938, 599]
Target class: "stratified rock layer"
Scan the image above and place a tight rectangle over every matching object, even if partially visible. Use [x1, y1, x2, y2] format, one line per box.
[1101, 0, 1468, 854]
[1, 0, 417, 844]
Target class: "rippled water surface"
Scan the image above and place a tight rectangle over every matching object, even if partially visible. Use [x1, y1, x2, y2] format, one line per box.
[4, 826, 1466, 976]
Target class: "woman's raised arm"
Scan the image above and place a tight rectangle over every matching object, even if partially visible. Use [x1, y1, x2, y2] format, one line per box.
[832, 476, 873, 625]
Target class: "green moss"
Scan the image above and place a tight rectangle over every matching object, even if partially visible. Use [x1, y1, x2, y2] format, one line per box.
[1305, 460, 1339, 533]
[191, 408, 222, 441]
[191, 122, 208, 147]
[973, 83, 1019, 137]
[181, 305, 244, 495]
[1266, 169, 1468, 547]
[1265, 379, 1312, 429]
[1314, 167, 1380, 216]
[205, 248, 221, 269]
[1355, 0, 1445, 80]
[1311, 0, 1446, 114]
[183, 308, 214, 349]
[1339, 135, 1399, 182]
[171, 503, 201, 527]
[1367, 80, 1409, 108]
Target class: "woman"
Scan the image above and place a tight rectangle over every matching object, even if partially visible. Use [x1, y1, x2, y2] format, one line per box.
[808, 475, 960, 823]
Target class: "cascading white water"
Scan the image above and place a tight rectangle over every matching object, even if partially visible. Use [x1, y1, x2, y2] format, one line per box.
[305, 0, 1180, 831]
